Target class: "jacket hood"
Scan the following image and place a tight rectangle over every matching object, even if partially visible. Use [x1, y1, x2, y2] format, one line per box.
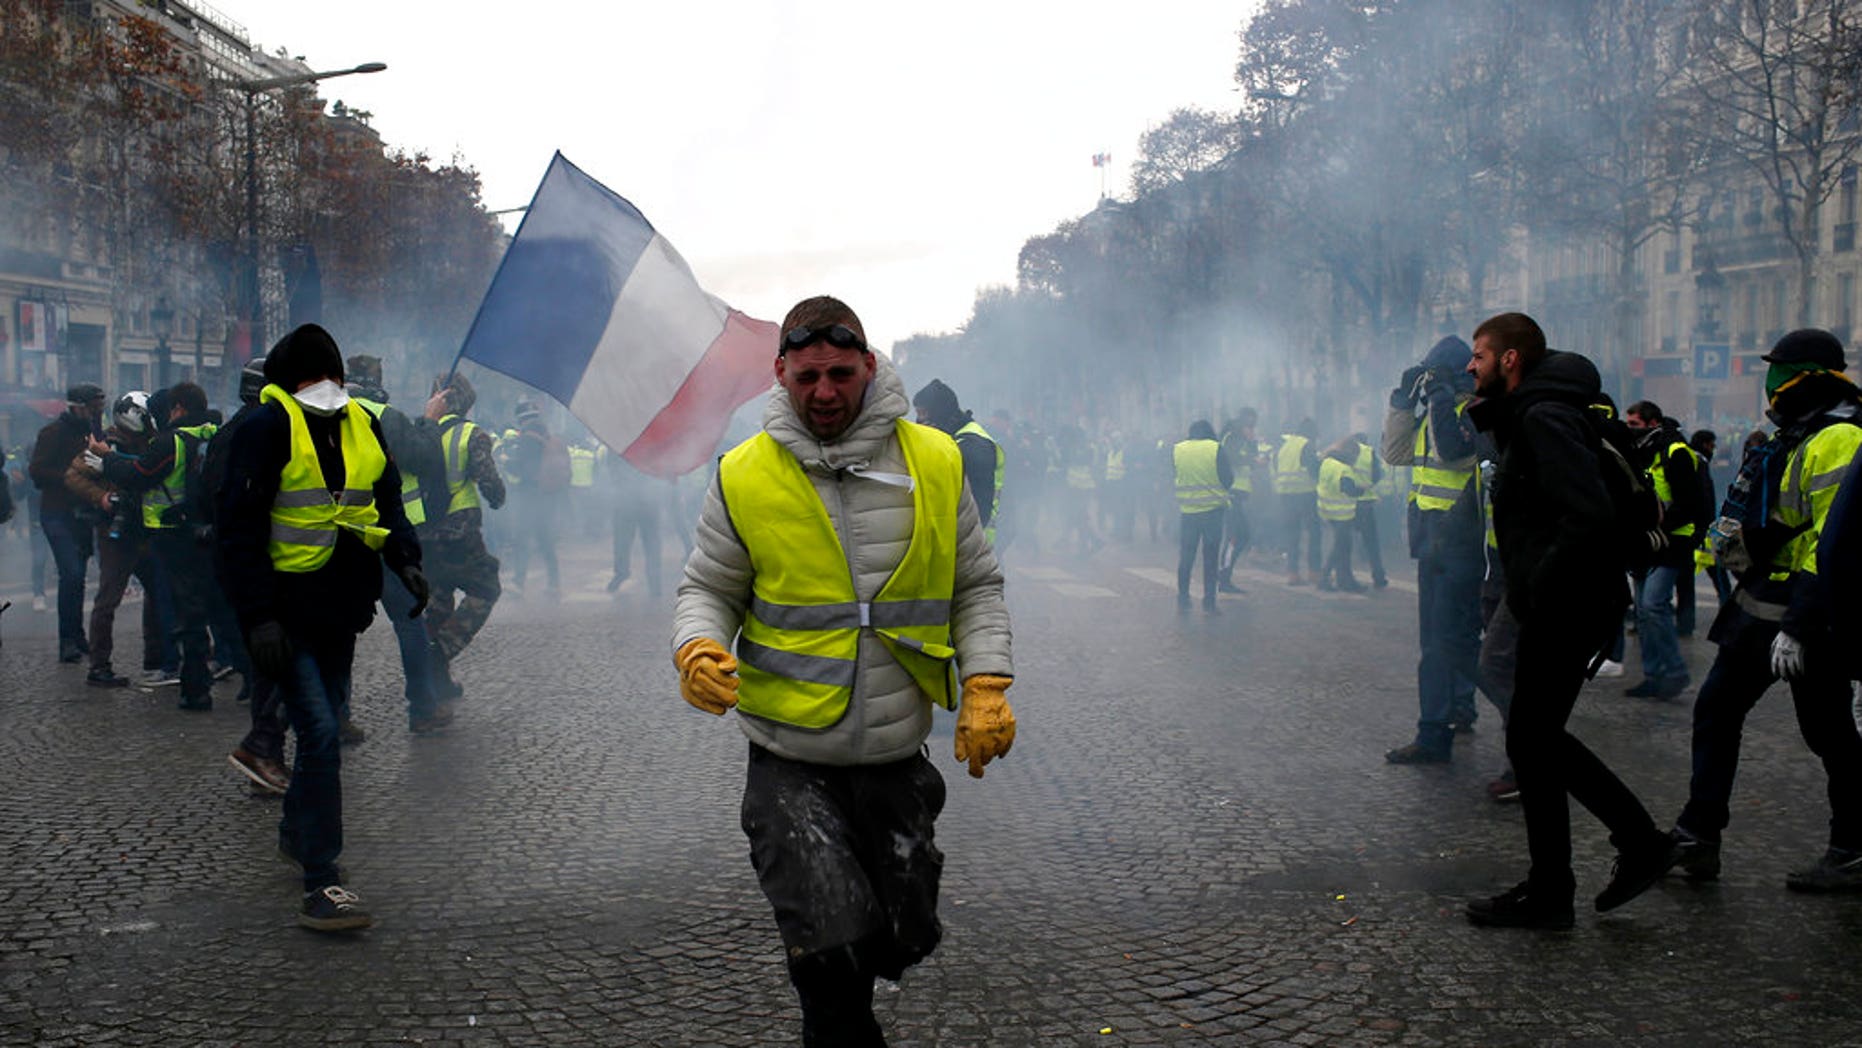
[347, 379, 390, 404]
[763, 352, 908, 469]
[1423, 335, 1472, 372]
[1511, 350, 1601, 411]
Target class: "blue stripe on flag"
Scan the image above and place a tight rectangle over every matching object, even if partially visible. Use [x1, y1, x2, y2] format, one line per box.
[452, 153, 657, 404]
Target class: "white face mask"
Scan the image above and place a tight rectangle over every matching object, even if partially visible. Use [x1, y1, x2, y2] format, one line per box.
[293, 379, 350, 417]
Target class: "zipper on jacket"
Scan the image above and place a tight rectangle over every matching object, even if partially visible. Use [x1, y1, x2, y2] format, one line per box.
[824, 467, 865, 753]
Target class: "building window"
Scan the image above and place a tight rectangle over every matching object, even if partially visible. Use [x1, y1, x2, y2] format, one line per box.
[1841, 272, 1856, 332]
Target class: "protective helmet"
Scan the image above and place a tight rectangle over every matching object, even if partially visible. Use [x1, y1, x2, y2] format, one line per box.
[113, 391, 151, 434]
[239, 356, 268, 406]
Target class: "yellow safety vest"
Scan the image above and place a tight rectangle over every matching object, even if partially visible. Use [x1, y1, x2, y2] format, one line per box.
[1774, 422, 1862, 577]
[261, 384, 387, 573]
[1173, 439, 1227, 513]
[568, 445, 596, 488]
[1222, 432, 1254, 494]
[439, 415, 482, 516]
[1409, 401, 1474, 512]
[141, 422, 217, 530]
[1646, 439, 1700, 539]
[954, 419, 1005, 538]
[1316, 457, 1357, 521]
[1351, 443, 1378, 503]
[352, 398, 426, 528]
[718, 420, 963, 729]
[1274, 435, 1315, 494]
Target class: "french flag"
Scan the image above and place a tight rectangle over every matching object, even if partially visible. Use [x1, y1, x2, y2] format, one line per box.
[452, 153, 776, 476]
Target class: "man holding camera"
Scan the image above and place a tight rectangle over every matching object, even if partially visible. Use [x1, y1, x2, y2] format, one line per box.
[1382, 336, 1487, 764]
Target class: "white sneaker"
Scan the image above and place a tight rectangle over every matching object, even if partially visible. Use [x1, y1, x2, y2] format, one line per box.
[32, 595, 46, 612]
[1594, 659, 1625, 679]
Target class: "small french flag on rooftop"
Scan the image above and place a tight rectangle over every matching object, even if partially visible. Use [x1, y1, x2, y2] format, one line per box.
[452, 152, 777, 476]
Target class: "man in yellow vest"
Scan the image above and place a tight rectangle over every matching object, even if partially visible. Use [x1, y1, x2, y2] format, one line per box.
[1174, 419, 1233, 612]
[1274, 418, 1321, 585]
[421, 373, 506, 702]
[1348, 430, 1389, 589]
[1382, 336, 1487, 764]
[1667, 329, 1862, 892]
[216, 325, 427, 933]
[911, 378, 1003, 539]
[348, 354, 453, 733]
[1623, 401, 1706, 700]
[673, 296, 1016, 1043]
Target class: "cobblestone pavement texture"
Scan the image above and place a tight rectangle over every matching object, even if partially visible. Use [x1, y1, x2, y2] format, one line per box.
[3, 531, 1862, 1045]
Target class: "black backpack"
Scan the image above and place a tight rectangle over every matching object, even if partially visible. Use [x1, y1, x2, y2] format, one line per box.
[1583, 406, 1666, 568]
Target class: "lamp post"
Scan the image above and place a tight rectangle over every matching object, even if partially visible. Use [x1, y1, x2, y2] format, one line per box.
[150, 296, 174, 389]
[235, 61, 385, 358]
[1695, 253, 1726, 340]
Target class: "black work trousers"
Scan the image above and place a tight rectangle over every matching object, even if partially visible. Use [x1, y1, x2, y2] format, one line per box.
[1678, 626, 1862, 851]
[1508, 599, 1663, 892]
[1177, 509, 1223, 601]
[151, 529, 214, 703]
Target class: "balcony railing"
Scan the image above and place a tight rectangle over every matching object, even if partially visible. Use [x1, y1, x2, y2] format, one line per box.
[1694, 230, 1795, 267]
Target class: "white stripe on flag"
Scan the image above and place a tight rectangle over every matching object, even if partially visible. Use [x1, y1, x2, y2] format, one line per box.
[567, 233, 729, 452]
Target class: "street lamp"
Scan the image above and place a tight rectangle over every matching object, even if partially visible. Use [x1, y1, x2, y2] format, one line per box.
[150, 296, 174, 389]
[1695, 253, 1726, 339]
[234, 61, 386, 358]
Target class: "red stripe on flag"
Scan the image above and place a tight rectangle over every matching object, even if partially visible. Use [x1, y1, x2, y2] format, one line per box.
[622, 309, 777, 476]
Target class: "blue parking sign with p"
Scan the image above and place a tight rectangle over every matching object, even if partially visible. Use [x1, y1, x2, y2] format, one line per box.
[1695, 342, 1730, 381]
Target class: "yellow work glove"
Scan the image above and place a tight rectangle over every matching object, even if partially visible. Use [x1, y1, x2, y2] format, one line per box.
[954, 674, 1016, 779]
[674, 637, 740, 716]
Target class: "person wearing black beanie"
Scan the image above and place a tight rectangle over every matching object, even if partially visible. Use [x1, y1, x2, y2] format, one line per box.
[912, 379, 1002, 535]
[215, 322, 428, 931]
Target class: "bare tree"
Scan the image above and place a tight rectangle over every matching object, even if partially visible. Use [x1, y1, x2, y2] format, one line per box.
[1686, 0, 1862, 326]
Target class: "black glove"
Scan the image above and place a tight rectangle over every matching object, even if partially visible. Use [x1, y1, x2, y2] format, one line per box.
[397, 564, 430, 619]
[1391, 365, 1426, 409]
[247, 620, 293, 681]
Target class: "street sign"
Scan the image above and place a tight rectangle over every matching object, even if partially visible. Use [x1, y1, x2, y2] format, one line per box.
[1694, 342, 1731, 381]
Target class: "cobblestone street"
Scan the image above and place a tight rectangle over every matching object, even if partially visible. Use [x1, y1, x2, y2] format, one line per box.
[3, 535, 1861, 1045]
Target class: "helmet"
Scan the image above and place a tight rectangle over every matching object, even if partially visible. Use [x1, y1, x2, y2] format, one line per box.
[239, 356, 268, 406]
[113, 391, 151, 434]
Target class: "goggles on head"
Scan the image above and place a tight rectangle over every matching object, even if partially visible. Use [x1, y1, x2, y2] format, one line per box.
[781, 324, 866, 355]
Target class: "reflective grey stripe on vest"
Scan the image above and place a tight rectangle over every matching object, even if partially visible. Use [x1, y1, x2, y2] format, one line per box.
[1414, 483, 1469, 503]
[750, 596, 951, 631]
[270, 523, 337, 548]
[737, 638, 857, 687]
[1734, 588, 1788, 622]
[274, 488, 336, 509]
[1807, 463, 1851, 495]
[338, 489, 371, 507]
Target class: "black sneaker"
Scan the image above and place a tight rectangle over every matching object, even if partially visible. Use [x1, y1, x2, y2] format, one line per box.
[1624, 680, 1659, 698]
[299, 885, 374, 932]
[1467, 882, 1575, 930]
[339, 719, 366, 745]
[1668, 829, 1720, 881]
[1385, 743, 1450, 765]
[86, 668, 130, 688]
[1596, 837, 1679, 912]
[1202, 597, 1221, 615]
[177, 698, 212, 712]
[1785, 848, 1862, 893]
[1217, 581, 1245, 595]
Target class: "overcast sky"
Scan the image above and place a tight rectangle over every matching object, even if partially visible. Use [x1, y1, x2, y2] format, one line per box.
[223, 1, 1256, 350]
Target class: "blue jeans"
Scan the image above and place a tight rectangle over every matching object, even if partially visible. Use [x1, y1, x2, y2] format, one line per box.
[1634, 564, 1688, 687]
[278, 632, 355, 892]
[379, 562, 437, 722]
[40, 509, 92, 652]
[1415, 554, 1484, 754]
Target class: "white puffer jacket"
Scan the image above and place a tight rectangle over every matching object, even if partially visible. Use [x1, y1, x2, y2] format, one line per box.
[673, 356, 1013, 766]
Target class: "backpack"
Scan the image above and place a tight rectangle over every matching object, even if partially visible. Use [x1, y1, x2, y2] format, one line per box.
[1582, 407, 1666, 569]
[538, 434, 572, 493]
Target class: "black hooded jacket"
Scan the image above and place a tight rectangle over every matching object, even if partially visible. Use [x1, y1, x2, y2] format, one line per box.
[1469, 350, 1627, 627]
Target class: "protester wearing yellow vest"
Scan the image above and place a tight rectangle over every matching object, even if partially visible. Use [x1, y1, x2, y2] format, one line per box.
[215, 325, 425, 934]
[1623, 401, 1707, 700]
[1316, 437, 1369, 592]
[1173, 420, 1233, 612]
[91, 383, 218, 707]
[672, 297, 1015, 1043]
[348, 354, 455, 734]
[911, 379, 1004, 543]
[1274, 419, 1322, 584]
[1348, 434, 1389, 588]
[1670, 329, 1862, 892]
[1381, 335, 1490, 767]
[420, 372, 505, 700]
[1215, 408, 1259, 593]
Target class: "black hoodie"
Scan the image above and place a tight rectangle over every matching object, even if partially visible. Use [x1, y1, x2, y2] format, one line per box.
[1469, 350, 1627, 627]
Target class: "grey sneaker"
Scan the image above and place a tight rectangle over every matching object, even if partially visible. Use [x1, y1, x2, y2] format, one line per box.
[298, 885, 373, 932]
[138, 668, 180, 688]
[1785, 848, 1862, 893]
